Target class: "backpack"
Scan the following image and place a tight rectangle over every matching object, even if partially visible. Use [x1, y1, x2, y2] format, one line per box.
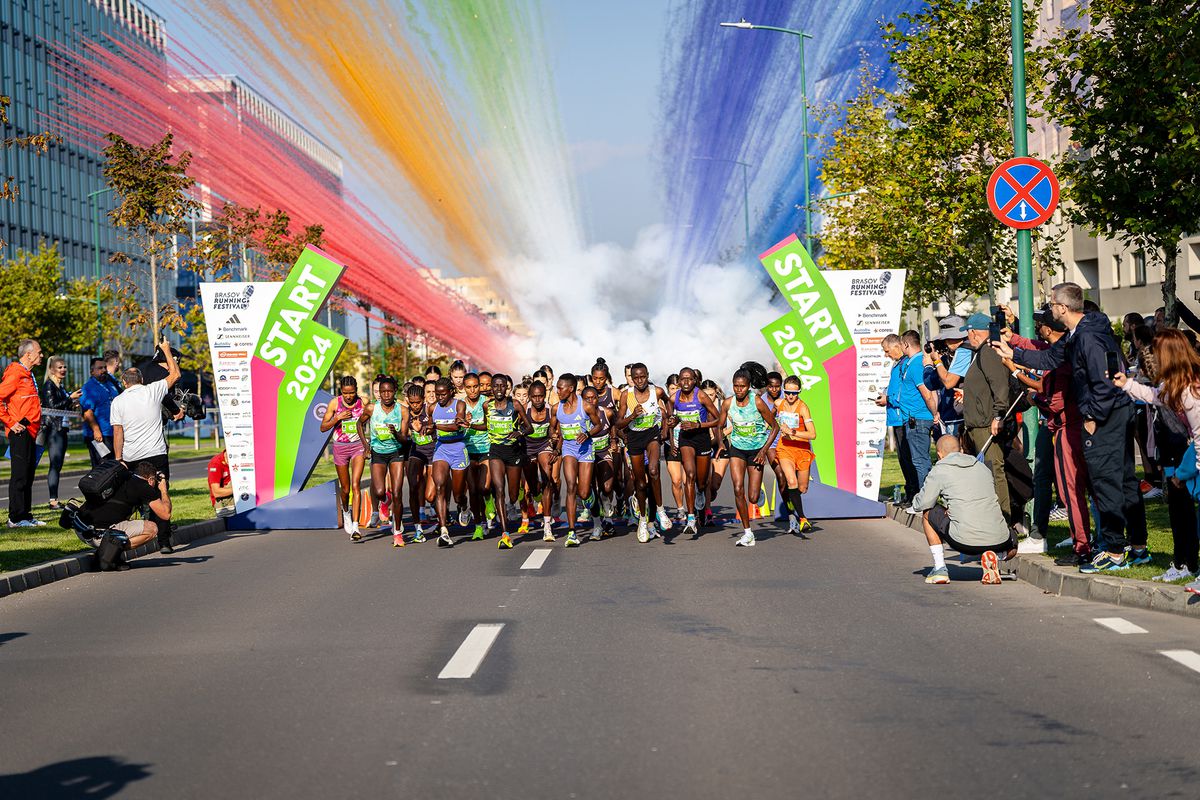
[78, 459, 131, 505]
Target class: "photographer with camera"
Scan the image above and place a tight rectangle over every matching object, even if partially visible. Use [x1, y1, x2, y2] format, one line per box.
[923, 316, 970, 438]
[80, 461, 173, 570]
[111, 335, 180, 553]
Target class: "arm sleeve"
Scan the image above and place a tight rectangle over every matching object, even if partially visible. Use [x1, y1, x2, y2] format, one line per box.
[1122, 380, 1159, 405]
[910, 469, 942, 512]
[1012, 336, 1066, 370]
[948, 348, 973, 377]
[0, 367, 16, 427]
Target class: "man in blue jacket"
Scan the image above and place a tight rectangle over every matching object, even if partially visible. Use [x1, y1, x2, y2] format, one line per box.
[994, 282, 1148, 573]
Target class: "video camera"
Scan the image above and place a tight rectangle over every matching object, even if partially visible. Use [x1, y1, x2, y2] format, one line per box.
[171, 388, 206, 421]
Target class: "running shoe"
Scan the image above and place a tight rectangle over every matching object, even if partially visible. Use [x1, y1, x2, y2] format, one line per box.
[498, 533, 513, 549]
[683, 514, 697, 536]
[412, 528, 428, 544]
[517, 519, 530, 534]
[485, 495, 496, 522]
[1054, 551, 1091, 567]
[542, 519, 555, 542]
[1152, 565, 1187, 582]
[601, 519, 614, 536]
[1047, 506, 1068, 521]
[392, 532, 405, 548]
[1054, 536, 1075, 549]
[981, 550, 1002, 584]
[458, 507, 472, 527]
[579, 505, 590, 523]
[7, 519, 35, 528]
[735, 531, 756, 547]
[787, 516, 800, 535]
[1017, 536, 1047, 554]
[471, 525, 485, 541]
[702, 507, 715, 528]
[797, 518, 813, 535]
[368, 511, 381, 529]
[601, 497, 614, 519]
[342, 510, 353, 531]
[1143, 486, 1163, 499]
[1126, 547, 1152, 566]
[656, 507, 672, 532]
[675, 506, 687, 525]
[925, 566, 950, 584]
[637, 517, 650, 543]
[438, 528, 454, 547]
[696, 492, 706, 511]
[565, 531, 581, 547]
[350, 527, 362, 541]
[29, 518, 46, 526]
[1185, 578, 1200, 596]
[591, 517, 602, 541]
[1080, 551, 1129, 573]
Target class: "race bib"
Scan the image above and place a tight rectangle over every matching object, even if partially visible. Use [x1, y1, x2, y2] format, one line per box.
[630, 412, 656, 431]
[733, 423, 759, 438]
[341, 419, 359, 438]
[593, 434, 610, 451]
[488, 417, 515, 437]
[373, 423, 394, 440]
[561, 423, 583, 440]
[531, 422, 549, 438]
[777, 412, 799, 429]
[411, 429, 433, 446]
[677, 409, 701, 424]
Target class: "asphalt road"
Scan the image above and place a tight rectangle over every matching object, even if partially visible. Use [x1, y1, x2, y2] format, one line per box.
[2, 487, 1199, 799]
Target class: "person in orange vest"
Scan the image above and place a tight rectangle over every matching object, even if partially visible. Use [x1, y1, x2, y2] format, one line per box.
[0, 339, 45, 527]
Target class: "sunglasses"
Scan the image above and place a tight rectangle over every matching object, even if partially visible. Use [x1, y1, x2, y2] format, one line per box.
[783, 390, 800, 397]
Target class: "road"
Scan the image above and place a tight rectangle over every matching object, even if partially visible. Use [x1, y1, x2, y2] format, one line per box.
[2, 488, 1199, 798]
[1, 454, 212, 511]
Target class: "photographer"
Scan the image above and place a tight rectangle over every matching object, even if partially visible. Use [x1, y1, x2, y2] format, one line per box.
[83, 461, 173, 569]
[898, 330, 940, 491]
[923, 316, 969, 437]
[112, 336, 181, 552]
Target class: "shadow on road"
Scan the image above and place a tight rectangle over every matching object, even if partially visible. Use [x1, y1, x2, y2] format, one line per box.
[0, 632, 28, 647]
[134, 555, 214, 569]
[0, 756, 151, 799]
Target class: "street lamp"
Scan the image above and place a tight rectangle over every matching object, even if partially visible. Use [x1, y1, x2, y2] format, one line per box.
[692, 155, 751, 256]
[719, 18, 814, 252]
[88, 186, 115, 352]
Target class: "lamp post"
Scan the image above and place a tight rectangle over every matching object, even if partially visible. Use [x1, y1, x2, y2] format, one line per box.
[692, 155, 751, 256]
[719, 18, 813, 252]
[88, 186, 114, 352]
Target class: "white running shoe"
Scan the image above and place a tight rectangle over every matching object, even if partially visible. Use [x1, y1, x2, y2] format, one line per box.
[367, 511, 381, 529]
[675, 506, 687, 525]
[458, 506, 472, 527]
[342, 510, 353, 531]
[1152, 565, 1192, 582]
[736, 531, 756, 547]
[637, 517, 650, 543]
[591, 516, 602, 540]
[1047, 506, 1068, 521]
[787, 515, 800, 534]
[683, 514, 697, 536]
[1143, 486, 1164, 499]
[1017, 536, 1047, 554]
[1054, 536, 1074, 549]
[656, 507, 672, 532]
[542, 518, 555, 542]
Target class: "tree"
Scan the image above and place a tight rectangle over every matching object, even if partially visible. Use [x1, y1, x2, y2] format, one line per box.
[332, 339, 362, 384]
[203, 202, 325, 282]
[102, 132, 200, 337]
[1, 96, 61, 248]
[1041, 0, 1200, 326]
[0, 243, 101, 358]
[820, 1, 1057, 311]
[178, 303, 212, 392]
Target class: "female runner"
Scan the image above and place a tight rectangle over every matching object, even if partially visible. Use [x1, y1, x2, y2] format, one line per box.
[484, 374, 526, 549]
[552, 374, 604, 547]
[671, 367, 721, 536]
[774, 375, 817, 536]
[462, 373, 491, 540]
[522, 380, 559, 542]
[718, 363, 779, 547]
[430, 377, 469, 547]
[359, 376, 407, 546]
[320, 376, 367, 540]
[403, 384, 438, 542]
[587, 361, 619, 528]
[615, 363, 674, 542]
[763, 371, 791, 524]
[702, 379, 729, 528]
[663, 373, 687, 526]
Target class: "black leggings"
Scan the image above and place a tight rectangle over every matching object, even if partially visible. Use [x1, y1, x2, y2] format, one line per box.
[44, 428, 69, 501]
[1157, 423, 1199, 572]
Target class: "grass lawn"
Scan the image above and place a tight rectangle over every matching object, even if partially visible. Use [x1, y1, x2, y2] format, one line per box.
[0, 460, 339, 574]
[0, 434, 223, 482]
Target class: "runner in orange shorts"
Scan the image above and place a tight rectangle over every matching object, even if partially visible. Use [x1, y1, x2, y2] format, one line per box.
[774, 375, 817, 536]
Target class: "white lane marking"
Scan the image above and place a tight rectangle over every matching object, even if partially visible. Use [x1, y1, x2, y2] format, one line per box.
[1160, 650, 1200, 675]
[1094, 617, 1148, 635]
[438, 623, 505, 679]
[520, 549, 552, 570]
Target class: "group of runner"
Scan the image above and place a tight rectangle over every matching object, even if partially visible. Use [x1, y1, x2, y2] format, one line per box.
[318, 359, 817, 549]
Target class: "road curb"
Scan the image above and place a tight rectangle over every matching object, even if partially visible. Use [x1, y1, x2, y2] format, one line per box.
[883, 502, 1200, 620]
[0, 517, 227, 600]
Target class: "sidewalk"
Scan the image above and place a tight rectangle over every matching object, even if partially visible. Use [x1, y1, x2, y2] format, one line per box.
[883, 502, 1200, 620]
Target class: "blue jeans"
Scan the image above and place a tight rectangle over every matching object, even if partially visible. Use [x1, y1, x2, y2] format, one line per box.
[907, 418, 934, 490]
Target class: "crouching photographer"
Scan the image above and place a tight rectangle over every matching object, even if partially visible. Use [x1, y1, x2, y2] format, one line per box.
[65, 461, 173, 571]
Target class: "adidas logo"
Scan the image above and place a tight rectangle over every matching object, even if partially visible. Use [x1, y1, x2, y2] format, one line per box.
[226, 314, 241, 324]
[865, 300, 881, 311]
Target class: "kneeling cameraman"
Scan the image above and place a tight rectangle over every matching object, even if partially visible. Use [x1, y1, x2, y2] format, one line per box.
[84, 462, 173, 568]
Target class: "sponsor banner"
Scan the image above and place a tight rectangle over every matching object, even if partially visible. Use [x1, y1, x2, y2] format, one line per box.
[824, 270, 906, 499]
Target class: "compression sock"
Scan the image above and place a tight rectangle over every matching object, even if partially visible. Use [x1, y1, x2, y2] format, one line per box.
[787, 488, 806, 519]
[930, 545, 946, 569]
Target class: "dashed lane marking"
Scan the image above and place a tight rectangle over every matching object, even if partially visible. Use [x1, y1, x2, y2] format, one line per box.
[520, 549, 552, 570]
[438, 623, 505, 680]
[1160, 650, 1200, 675]
[1093, 617, 1148, 635]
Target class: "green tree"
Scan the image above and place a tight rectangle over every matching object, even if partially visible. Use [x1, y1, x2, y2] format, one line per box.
[102, 132, 200, 337]
[1, 96, 61, 248]
[332, 339, 362, 384]
[202, 202, 325, 282]
[1040, 0, 1200, 325]
[0, 243, 100, 358]
[178, 303, 212, 392]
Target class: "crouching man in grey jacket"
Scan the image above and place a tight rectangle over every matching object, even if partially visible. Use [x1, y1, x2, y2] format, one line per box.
[910, 435, 1017, 585]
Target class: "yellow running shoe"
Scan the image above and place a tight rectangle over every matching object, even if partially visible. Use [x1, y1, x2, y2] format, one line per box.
[498, 534, 513, 549]
[517, 519, 530, 534]
[392, 533, 405, 548]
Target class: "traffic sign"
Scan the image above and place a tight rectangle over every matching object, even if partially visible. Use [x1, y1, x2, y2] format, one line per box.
[986, 156, 1059, 229]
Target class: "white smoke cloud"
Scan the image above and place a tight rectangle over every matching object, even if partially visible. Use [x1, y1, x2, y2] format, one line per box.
[499, 224, 782, 387]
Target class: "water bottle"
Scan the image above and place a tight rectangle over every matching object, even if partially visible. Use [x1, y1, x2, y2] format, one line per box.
[892, 484, 902, 504]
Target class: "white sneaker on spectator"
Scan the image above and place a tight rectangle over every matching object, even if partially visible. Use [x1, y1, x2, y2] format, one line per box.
[1017, 537, 1046, 554]
[1152, 565, 1191, 582]
[1143, 486, 1163, 499]
[1047, 506, 1068, 521]
[1054, 536, 1074, 549]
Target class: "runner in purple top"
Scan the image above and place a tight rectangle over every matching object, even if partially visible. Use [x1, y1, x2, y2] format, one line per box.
[669, 367, 722, 536]
[320, 376, 367, 541]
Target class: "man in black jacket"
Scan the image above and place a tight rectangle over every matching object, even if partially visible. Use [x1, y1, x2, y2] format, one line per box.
[993, 282, 1148, 572]
[960, 313, 1011, 522]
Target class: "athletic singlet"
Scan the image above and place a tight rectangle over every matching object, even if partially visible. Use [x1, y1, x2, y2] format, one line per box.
[369, 401, 404, 454]
[486, 399, 520, 446]
[556, 398, 590, 443]
[525, 405, 553, 456]
[432, 400, 464, 442]
[591, 403, 612, 452]
[673, 388, 709, 426]
[409, 404, 435, 447]
[464, 397, 489, 454]
[333, 396, 364, 443]
[775, 399, 813, 450]
[624, 385, 662, 431]
[728, 395, 769, 450]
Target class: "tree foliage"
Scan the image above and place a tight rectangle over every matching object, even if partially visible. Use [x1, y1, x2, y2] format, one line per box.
[202, 202, 326, 282]
[0, 243, 100, 358]
[332, 338, 362, 384]
[820, 0, 1057, 311]
[1040, 0, 1200, 325]
[178, 303, 212, 385]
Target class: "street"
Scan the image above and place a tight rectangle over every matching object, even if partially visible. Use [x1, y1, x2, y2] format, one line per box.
[2, 488, 1199, 799]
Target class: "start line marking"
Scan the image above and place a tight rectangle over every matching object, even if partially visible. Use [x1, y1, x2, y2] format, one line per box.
[520, 549, 552, 570]
[438, 623, 505, 680]
[1093, 617, 1147, 635]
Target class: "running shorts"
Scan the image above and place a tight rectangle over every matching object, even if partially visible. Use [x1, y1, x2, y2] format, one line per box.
[468, 451, 490, 464]
[433, 440, 468, 470]
[625, 425, 661, 456]
[677, 429, 713, 457]
[729, 445, 765, 469]
[562, 437, 594, 464]
[409, 443, 435, 466]
[926, 505, 1015, 555]
[371, 448, 405, 466]
[333, 440, 365, 466]
[489, 442, 523, 467]
[775, 442, 814, 469]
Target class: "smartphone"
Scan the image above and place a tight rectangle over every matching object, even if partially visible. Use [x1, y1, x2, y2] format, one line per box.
[990, 307, 1006, 342]
[1105, 351, 1121, 379]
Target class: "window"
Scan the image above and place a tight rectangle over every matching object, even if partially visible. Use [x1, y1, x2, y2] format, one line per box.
[1133, 249, 1146, 287]
[1111, 253, 1122, 289]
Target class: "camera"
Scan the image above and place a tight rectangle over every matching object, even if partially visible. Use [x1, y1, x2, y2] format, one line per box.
[167, 389, 206, 421]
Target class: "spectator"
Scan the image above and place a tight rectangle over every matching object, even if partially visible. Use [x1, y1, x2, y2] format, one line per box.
[39, 356, 82, 510]
[82, 461, 172, 570]
[1121, 312, 1144, 358]
[80, 357, 121, 467]
[1006, 308, 1091, 563]
[1153, 306, 1166, 331]
[103, 350, 123, 385]
[1114, 329, 1199, 582]
[897, 330, 940, 492]
[877, 334, 917, 501]
[112, 336, 181, 552]
[910, 435, 1015, 585]
[925, 315, 969, 437]
[996, 282, 1148, 573]
[208, 449, 234, 517]
[1128, 323, 1162, 493]
[959, 313, 1012, 524]
[424, 365, 442, 383]
[0, 339, 45, 528]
